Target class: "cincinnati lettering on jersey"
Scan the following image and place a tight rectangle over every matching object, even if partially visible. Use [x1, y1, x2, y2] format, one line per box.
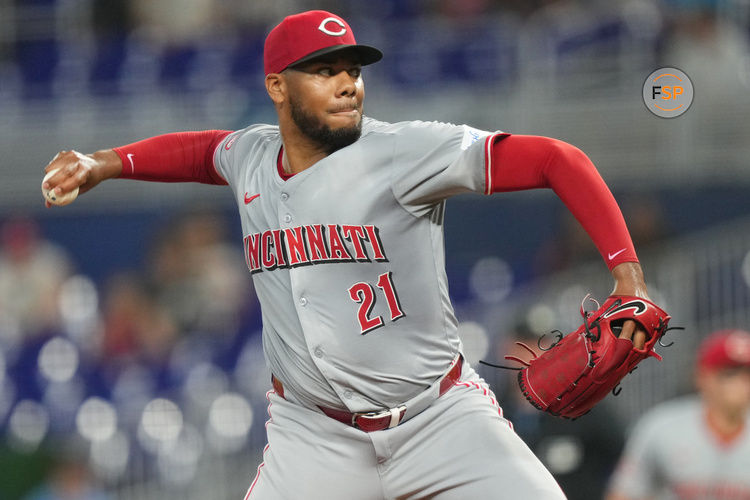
[242, 224, 387, 273]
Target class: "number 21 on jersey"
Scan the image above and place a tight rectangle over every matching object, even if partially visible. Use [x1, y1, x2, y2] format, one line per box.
[347, 271, 405, 334]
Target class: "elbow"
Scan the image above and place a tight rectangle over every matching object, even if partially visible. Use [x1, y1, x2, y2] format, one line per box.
[540, 138, 597, 183]
[547, 138, 591, 169]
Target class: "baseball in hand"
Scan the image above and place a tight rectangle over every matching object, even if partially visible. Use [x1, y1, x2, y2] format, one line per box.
[42, 168, 79, 206]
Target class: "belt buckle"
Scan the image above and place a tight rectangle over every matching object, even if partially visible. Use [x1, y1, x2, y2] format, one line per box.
[354, 405, 407, 430]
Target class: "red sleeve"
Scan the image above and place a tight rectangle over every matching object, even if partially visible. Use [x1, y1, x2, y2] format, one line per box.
[487, 134, 638, 270]
[113, 130, 232, 185]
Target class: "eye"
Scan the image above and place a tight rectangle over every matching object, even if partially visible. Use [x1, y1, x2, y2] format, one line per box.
[317, 67, 334, 77]
[348, 67, 362, 79]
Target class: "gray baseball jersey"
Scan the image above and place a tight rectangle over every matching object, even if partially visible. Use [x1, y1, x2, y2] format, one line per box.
[214, 117, 500, 412]
[608, 396, 750, 500]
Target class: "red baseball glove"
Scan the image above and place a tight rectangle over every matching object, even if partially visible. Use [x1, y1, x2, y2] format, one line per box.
[487, 295, 674, 419]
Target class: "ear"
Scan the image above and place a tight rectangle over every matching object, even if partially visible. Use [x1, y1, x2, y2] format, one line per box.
[265, 73, 286, 105]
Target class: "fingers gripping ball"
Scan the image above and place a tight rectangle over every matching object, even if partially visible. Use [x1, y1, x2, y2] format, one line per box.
[42, 168, 79, 206]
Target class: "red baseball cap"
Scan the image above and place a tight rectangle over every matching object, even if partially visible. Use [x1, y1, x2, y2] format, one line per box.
[264, 10, 383, 76]
[697, 329, 750, 370]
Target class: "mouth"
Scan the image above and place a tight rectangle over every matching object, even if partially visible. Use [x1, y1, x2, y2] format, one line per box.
[328, 104, 361, 117]
[329, 110, 359, 118]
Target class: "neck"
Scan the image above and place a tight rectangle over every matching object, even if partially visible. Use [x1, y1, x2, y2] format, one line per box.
[279, 122, 329, 175]
[705, 405, 746, 443]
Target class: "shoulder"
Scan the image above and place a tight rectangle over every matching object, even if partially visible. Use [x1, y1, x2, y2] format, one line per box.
[362, 117, 464, 138]
[214, 123, 280, 181]
[361, 117, 485, 158]
[230, 123, 280, 145]
[635, 396, 701, 436]
[218, 123, 280, 163]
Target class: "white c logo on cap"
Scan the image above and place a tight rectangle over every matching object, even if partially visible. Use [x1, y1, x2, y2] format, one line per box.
[318, 17, 347, 37]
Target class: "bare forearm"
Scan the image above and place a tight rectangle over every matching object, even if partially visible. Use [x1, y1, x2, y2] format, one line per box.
[611, 262, 649, 298]
[91, 149, 123, 181]
[610, 261, 653, 348]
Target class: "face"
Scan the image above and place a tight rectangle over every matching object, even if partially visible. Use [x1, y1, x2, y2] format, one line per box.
[697, 366, 750, 418]
[278, 53, 365, 154]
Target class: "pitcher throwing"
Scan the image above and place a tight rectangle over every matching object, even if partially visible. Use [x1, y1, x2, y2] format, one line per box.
[42, 10, 669, 499]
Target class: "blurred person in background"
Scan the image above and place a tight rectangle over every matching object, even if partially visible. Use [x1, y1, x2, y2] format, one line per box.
[659, 0, 750, 94]
[605, 329, 750, 500]
[0, 216, 72, 336]
[90, 0, 132, 38]
[131, 0, 304, 48]
[534, 193, 669, 276]
[533, 211, 601, 276]
[222, 0, 305, 30]
[495, 322, 625, 500]
[131, 0, 218, 45]
[99, 271, 177, 366]
[145, 209, 254, 336]
[22, 439, 111, 500]
[437, 0, 493, 21]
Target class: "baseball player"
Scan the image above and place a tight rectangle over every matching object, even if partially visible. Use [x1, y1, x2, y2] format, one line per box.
[42, 10, 662, 499]
[606, 329, 750, 500]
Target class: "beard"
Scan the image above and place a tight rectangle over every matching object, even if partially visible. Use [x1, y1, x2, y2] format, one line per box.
[289, 97, 363, 154]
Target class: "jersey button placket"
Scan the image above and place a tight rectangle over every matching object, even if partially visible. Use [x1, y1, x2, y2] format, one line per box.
[278, 190, 291, 225]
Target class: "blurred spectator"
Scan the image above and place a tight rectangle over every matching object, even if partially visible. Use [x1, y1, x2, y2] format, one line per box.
[619, 194, 670, 248]
[437, 0, 492, 21]
[495, 0, 548, 18]
[146, 209, 254, 337]
[606, 329, 750, 500]
[99, 272, 177, 365]
[132, 0, 218, 45]
[534, 193, 669, 276]
[22, 439, 111, 500]
[660, 0, 750, 93]
[90, 0, 132, 38]
[222, 0, 304, 31]
[533, 211, 600, 276]
[0, 0, 14, 63]
[493, 322, 626, 500]
[0, 216, 72, 336]
[130, 0, 305, 46]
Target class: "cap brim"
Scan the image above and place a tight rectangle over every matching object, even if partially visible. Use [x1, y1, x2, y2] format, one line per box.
[287, 44, 383, 70]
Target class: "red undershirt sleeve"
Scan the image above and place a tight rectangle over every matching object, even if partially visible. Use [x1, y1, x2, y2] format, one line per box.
[486, 134, 638, 270]
[113, 130, 232, 185]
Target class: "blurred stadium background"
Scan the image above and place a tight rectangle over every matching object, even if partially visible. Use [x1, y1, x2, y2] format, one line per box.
[1, 0, 749, 498]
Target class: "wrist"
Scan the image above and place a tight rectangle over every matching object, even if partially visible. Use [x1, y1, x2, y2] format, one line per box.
[90, 149, 123, 181]
[611, 262, 649, 298]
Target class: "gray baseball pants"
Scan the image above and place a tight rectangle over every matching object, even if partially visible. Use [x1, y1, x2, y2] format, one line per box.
[244, 363, 566, 499]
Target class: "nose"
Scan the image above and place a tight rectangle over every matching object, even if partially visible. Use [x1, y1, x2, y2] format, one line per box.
[335, 70, 358, 98]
